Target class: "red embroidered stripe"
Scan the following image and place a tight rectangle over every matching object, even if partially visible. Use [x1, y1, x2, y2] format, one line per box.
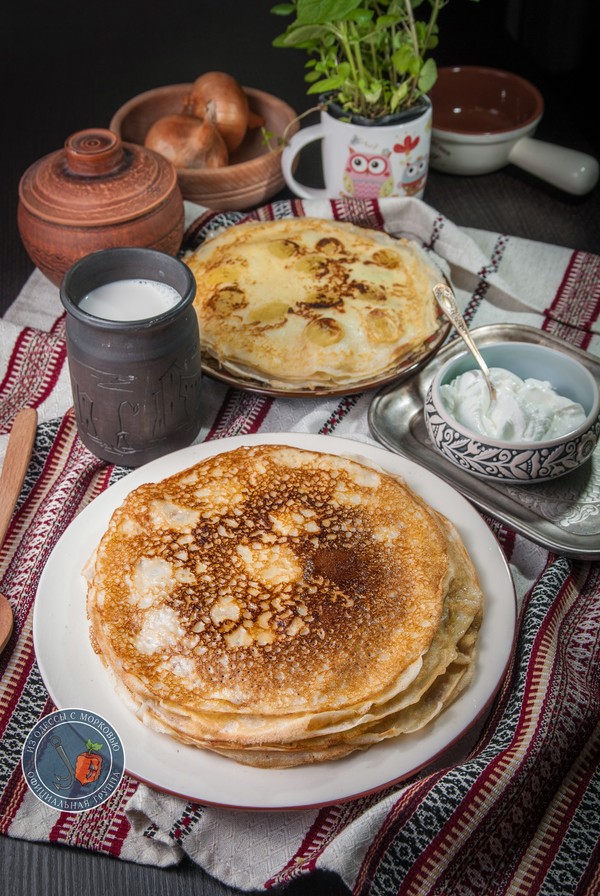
[463, 234, 510, 325]
[48, 779, 138, 856]
[0, 629, 37, 736]
[331, 198, 385, 231]
[352, 774, 448, 894]
[267, 800, 375, 886]
[545, 251, 600, 344]
[319, 396, 362, 434]
[0, 416, 110, 741]
[0, 694, 55, 832]
[0, 328, 67, 429]
[521, 734, 599, 895]
[206, 389, 272, 440]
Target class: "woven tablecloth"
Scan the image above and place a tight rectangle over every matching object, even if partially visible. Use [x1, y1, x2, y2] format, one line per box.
[1, 197, 599, 895]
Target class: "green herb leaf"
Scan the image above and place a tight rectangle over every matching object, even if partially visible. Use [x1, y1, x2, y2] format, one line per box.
[307, 74, 346, 94]
[270, 3, 296, 14]
[272, 0, 476, 118]
[274, 23, 331, 47]
[418, 57, 438, 93]
[296, 0, 364, 25]
[392, 44, 414, 75]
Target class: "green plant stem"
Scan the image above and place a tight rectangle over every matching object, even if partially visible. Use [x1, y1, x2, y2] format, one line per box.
[389, 15, 397, 91]
[339, 21, 364, 114]
[404, 0, 420, 88]
[422, 0, 440, 52]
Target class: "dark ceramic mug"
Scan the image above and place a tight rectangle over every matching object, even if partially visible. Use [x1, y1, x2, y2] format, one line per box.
[60, 247, 203, 467]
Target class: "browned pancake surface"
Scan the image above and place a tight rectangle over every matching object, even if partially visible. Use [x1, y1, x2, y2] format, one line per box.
[88, 446, 448, 710]
[86, 445, 483, 766]
[184, 219, 444, 388]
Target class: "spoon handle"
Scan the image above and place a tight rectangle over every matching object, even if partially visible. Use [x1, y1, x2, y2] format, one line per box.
[0, 408, 38, 547]
[433, 284, 491, 373]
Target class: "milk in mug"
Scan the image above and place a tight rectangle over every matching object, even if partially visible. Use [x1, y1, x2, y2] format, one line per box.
[78, 278, 181, 321]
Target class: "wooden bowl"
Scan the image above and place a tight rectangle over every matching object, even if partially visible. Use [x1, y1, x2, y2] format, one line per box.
[110, 85, 299, 211]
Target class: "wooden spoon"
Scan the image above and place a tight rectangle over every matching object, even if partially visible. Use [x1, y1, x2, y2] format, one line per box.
[0, 408, 38, 654]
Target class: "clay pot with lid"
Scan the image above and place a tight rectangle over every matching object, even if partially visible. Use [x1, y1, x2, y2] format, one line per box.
[18, 128, 185, 286]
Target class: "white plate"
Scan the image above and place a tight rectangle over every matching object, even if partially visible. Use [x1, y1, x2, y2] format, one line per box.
[33, 433, 516, 810]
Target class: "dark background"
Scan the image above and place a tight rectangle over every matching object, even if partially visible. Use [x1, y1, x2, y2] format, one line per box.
[2, 0, 598, 314]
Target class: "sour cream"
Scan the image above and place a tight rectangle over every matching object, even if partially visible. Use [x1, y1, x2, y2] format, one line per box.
[440, 367, 587, 442]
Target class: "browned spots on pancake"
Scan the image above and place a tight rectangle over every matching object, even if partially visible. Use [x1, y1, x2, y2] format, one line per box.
[184, 219, 442, 389]
[87, 445, 451, 717]
[315, 237, 347, 255]
[304, 545, 379, 597]
[84, 443, 485, 768]
[268, 238, 299, 258]
[371, 248, 401, 269]
[207, 285, 247, 315]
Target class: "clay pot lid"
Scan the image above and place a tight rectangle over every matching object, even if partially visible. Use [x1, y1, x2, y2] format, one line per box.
[18, 128, 179, 225]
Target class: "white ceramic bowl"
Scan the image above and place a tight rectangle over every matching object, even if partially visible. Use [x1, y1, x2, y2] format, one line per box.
[428, 66, 599, 195]
[424, 341, 600, 483]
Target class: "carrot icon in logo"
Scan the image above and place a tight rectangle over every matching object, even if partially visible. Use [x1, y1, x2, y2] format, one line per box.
[75, 739, 104, 784]
[50, 735, 104, 788]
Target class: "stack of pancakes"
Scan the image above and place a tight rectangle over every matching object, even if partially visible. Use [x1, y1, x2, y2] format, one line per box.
[85, 445, 483, 767]
[183, 218, 445, 390]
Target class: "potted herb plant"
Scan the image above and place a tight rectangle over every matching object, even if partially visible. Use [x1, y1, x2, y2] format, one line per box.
[272, 0, 478, 200]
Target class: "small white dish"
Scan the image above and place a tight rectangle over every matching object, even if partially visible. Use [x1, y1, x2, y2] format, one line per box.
[424, 341, 600, 483]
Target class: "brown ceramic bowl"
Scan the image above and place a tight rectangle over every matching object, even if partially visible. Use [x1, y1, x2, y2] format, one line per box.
[430, 66, 544, 137]
[427, 66, 598, 195]
[428, 66, 544, 176]
[110, 84, 299, 211]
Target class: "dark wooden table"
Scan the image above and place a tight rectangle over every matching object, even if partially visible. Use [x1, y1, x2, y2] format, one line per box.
[1, 2, 598, 894]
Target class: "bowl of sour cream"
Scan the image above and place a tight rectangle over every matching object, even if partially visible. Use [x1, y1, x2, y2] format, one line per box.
[424, 341, 600, 482]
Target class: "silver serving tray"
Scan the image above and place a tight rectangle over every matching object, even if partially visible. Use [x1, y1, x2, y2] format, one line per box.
[369, 324, 600, 560]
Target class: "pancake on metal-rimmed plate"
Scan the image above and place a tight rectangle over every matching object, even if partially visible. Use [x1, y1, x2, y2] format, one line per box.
[183, 218, 445, 390]
[84, 444, 483, 768]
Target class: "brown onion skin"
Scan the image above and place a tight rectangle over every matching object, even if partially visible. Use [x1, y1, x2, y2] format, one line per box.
[144, 113, 228, 169]
[186, 71, 249, 152]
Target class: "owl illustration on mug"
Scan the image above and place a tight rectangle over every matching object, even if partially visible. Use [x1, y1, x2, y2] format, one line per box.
[399, 154, 429, 196]
[342, 146, 394, 198]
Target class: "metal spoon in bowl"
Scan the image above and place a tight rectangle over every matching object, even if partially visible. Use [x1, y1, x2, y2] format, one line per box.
[433, 283, 497, 406]
[0, 408, 38, 654]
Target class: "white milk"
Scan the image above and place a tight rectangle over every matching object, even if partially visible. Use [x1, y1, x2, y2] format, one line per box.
[79, 278, 181, 321]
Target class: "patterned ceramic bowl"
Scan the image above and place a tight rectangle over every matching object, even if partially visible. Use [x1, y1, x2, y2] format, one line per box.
[424, 342, 600, 482]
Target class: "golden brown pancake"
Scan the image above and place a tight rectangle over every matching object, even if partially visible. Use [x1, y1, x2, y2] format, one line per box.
[183, 219, 445, 389]
[85, 444, 483, 767]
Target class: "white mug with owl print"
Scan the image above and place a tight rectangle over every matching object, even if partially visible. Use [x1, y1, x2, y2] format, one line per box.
[281, 99, 432, 201]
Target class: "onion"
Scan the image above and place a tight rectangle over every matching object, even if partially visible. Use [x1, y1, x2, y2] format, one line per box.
[144, 113, 228, 169]
[247, 109, 266, 129]
[186, 71, 249, 152]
